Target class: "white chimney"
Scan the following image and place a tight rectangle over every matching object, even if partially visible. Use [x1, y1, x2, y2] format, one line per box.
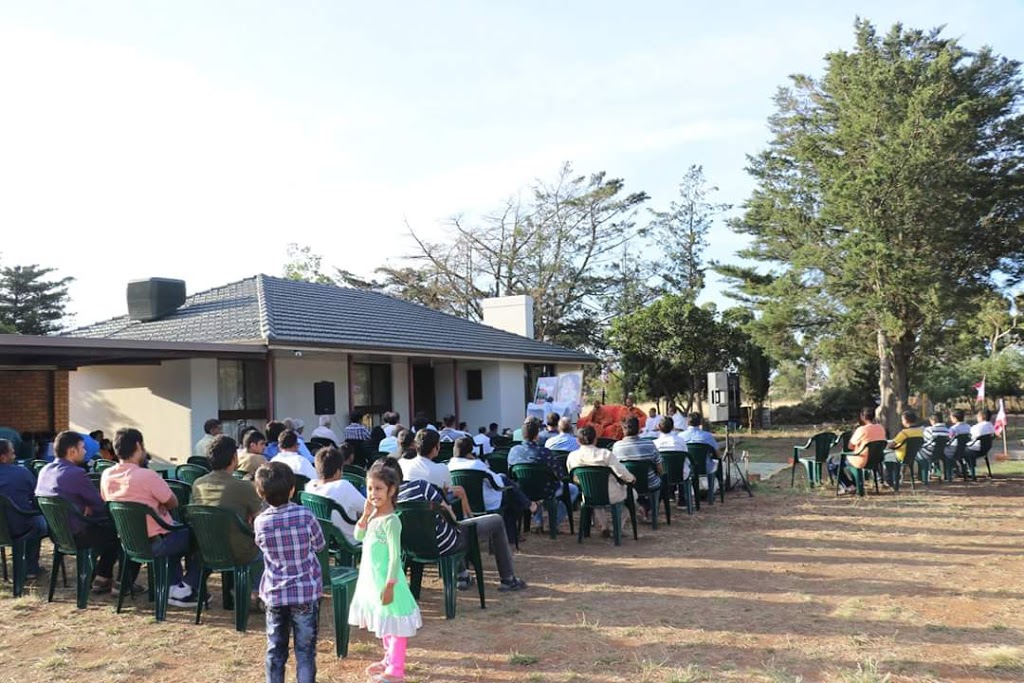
[481, 295, 534, 339]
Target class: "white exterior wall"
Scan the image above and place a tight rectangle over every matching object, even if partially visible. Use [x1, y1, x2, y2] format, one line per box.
[189, 358, 219, 449]
[495, 361, 527, 433]
[273, 356, 348, 427]
[69, 360, 193, 461]
[457, 360, 502, 432]
[390, 358, 410, 423]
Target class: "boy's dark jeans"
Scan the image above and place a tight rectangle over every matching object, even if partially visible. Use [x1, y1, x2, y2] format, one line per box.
[265, 600, 319, 683]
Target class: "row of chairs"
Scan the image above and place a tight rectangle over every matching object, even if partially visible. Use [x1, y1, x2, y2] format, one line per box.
[791, 430, 996, 496]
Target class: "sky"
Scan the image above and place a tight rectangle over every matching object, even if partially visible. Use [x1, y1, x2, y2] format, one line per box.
[1, 0, 1022, 329]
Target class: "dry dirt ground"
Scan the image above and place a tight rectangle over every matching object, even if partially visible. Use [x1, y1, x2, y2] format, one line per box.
[2, 466, 1024, 683]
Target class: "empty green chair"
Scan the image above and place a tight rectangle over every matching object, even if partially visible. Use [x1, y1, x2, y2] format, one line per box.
[36, 496, 100, 609]
[621, 460, 668, 529]
[436, 441, 455, 464]
[30, 460, 49, 477]
[186, 456, 212, 470]
[790, 432, 836, 487]
[165, 480, 191, 522]
[342, 471, 366, 493]
[486, 453, 509, 475]
[107, 501, 186, 621]
[299, 492, 363, 567]
[185, 505, 258, 632]
[570, 465, 637, 547]
[658, 450, 694, 515]
[174, 463, 207, 486]
[308, 517, 359, 657]
[395, 501, 485, 619]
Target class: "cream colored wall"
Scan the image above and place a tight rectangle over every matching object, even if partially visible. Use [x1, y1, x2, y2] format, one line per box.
[69, 360, 193, 461]
[390, 358, 410, 424]
[273, 356, 349, 427]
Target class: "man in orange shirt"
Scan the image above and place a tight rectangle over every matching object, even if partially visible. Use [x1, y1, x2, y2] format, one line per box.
[100, 428, 201, 607]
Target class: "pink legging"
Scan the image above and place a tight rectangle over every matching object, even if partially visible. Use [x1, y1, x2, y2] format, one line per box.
[382, 634, 408, 678]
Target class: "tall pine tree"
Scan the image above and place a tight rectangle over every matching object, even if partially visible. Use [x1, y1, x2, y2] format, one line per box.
[0, 264, 74, 335]
[720, 20, 1024, 432]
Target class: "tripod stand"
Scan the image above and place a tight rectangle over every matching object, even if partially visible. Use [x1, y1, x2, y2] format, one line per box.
[721, 421, 753, 497]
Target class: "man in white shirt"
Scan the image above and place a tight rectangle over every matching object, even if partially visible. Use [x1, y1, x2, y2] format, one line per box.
[310, 415, 340, 444]
[381, 411, 400, 438]
[376, 425, 405, 456]
[969, 408, 996, 451]
[304, 446, 365, 543]
[473, 427, 494, 456]
[269, 429, 317, 480]
[398, 429, 452, 492]
[641, 407, 662, 437]
[668, 405, 688, 432]
[438, 414, 469, 442]
[652, 417, 692, 479]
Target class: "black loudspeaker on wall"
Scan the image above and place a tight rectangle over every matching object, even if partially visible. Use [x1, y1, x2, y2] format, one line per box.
[313, 381, 335, 416]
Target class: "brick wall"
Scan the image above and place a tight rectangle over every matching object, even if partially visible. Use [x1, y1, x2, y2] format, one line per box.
[0, 369, 69, 434]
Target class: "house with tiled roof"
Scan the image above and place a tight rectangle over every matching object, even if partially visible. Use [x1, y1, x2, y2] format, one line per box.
[40, 275, 593, 460]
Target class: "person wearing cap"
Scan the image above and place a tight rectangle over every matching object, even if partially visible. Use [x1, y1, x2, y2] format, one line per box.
[310, 415, 340, 445]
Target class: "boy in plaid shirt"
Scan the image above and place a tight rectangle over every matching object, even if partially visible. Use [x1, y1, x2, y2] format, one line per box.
[254, 462, 326, 683]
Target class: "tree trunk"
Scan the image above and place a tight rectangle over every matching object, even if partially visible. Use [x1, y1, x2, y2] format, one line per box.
[877, 329, 898, 435]
[877, 329, 913, 435]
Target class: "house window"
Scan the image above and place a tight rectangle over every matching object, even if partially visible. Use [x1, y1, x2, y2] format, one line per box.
[217, 359, 268, 422]
[466, 369, 483, 400]
[352, 363, 392, 423]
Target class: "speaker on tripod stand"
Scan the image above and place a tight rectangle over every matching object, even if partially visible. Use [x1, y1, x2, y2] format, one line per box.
[708, 371, 753, 496]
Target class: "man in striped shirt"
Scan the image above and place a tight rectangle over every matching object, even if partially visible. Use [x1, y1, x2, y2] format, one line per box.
[254, 462, 325, 683]
[612, 416, 663, 519]
[387, 458, 526, 593]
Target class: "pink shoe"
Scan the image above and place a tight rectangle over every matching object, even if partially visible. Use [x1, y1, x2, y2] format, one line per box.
[365, 661, 387, 676]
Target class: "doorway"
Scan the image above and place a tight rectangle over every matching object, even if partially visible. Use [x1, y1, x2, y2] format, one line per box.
[412, 364, 436, 424]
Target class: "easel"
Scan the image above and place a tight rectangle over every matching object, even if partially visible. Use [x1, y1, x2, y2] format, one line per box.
[721, 420, 753, 497]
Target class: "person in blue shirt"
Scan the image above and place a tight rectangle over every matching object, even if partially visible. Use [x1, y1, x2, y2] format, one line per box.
[263, 420, 314, 462]
[0, 438, 48, 578]
[508, 418, 578, 528]
[680, 413, 721, 475]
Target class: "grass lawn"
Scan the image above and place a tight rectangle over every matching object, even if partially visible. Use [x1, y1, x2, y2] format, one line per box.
[3, 464, 1024, 682]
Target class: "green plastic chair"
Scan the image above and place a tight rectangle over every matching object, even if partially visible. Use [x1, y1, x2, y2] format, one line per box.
[30, 460, 49, 477]
[342, 471, 366, 492]
[448, 469, 507, 516]
[790, 432, 836, 487]
[87, 471, 103, 489]
[510, 463, 574, 538]
[36, 496, 101, 609]
[322, 534, 359, 657]
[491, 436, 513, 449]
[0, 495, 44, 597]
[174, 463, 208, 486]
[838, 440, 887, 496]
[292, 475, 310, 503]
[107, 501, 187, 621]
[486, 453, 509, 475]
[93, 459, 116, 473]
[570, 465, 637, 546]
[687, 443, 724, 506]
[184, 505, 258, 632]
[621, 460, 669, 529]
[165, 480, 191, 522]
[596, 438, 617, 450]
[549, 449, 571, 459]
[186, 456, 212, 470]
[299, 492, 363, 567]
[895, 436, 924, 492]
[436, 441, 455, 464]
[964, 434, 995, 480]
[919, 435, 948, 485]
[395, 500, 485, 619]
[658, 450, 694, 515]
[945, 434, 970, 482]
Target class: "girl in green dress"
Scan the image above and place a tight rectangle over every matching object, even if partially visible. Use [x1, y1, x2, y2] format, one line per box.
[349, 461, 422, 683]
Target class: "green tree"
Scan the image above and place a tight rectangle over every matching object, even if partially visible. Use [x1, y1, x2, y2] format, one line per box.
[720, 20, 1024, 433]
[283, 243, 335, 284]
[723, 308, 773, 428]
[608, 296, 739, 412]
[649, 165, 730, 298]
[0, 263, 74, 335]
